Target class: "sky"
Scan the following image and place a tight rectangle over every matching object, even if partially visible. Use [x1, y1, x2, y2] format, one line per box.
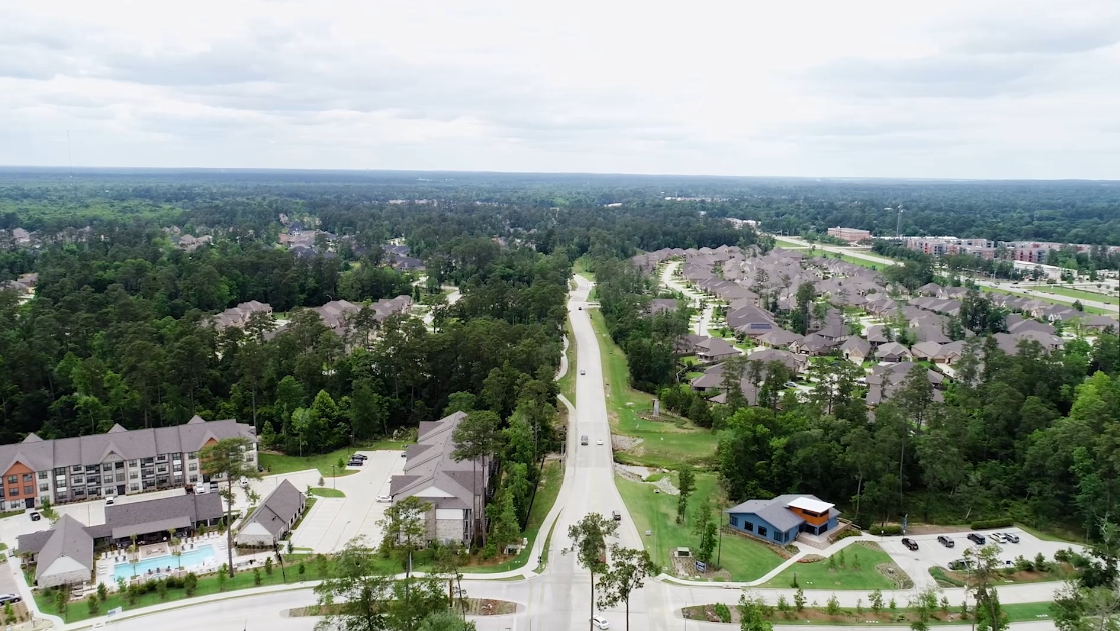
[2, 0, 1119, 179]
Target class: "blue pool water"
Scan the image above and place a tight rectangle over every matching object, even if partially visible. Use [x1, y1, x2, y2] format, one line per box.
[114, 544, 216, 581]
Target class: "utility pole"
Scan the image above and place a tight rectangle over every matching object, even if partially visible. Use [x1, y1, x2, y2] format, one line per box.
[896, 208, 904, 240]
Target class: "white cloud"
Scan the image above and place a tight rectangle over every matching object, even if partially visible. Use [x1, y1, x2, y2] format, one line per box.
[1, 0, 1118, 178]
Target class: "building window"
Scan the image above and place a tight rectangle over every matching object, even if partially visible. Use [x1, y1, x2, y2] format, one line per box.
[141, 458, 153, 465]
[189, 475, 198, 483]
[129, 472, 138, 480]
[173, 464, 182, 473]
[730, 516, 739, 527]
[102, 464, 113, 472]
[744, 521, 753, 532]
[129, 460, 138, 468]
[85, 465, 98, 472]
[129, 484, 139, 492]
[188, 452, 198, 459]
[115, 462, 124, 470]
[758, 526, 768, 537]
[71, 466, 82, 473]
[8, 501, 20, 510]
[71, 475, 84, 485]
[23, 486, 33, 496]
[6, 476, 16, 484]
[9, 488, 18, 497]
[156, 455, 167, 462]
[22, 473, 33, 482]
[188, 463, 197, 471]
[39, 483, 49, 492]
[103, 475, 113, 484]
[0, 489, 5, 498]
[38, 471, 48, 480]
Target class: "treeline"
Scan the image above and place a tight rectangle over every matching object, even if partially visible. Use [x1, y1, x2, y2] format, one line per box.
[714, 334, 1120, 537]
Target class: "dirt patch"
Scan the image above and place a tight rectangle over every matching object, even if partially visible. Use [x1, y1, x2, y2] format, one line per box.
[671, 556, 732, 581]
[288, 598, 517, 618]
[615, 464, 655, 480]
[612, 435, 643, 451]
[682, 604, 965, 625]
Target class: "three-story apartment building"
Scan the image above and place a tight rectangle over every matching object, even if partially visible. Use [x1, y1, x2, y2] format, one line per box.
[0, 416, 256, 511]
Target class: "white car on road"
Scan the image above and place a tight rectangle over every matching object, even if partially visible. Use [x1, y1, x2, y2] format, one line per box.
[376, 495, 392, 503]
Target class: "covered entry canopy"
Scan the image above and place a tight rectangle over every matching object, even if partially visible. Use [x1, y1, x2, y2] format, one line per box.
[112, 516, 190, 540]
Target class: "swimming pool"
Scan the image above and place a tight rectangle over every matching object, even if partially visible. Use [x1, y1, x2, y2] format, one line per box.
[114, 544, 216, 581]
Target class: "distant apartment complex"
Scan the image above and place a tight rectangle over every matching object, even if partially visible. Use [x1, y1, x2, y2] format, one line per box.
[899, 237, 1120, 262]
[900, 236, 997, 259]
[0, 417, 256, 510]
[826, 227, 872, 243]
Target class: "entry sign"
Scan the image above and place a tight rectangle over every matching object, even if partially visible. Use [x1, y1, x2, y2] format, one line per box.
[107, 607, 123, 619]
[695, 561, 707, 573]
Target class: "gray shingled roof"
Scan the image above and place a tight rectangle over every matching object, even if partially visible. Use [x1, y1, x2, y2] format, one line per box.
[0, 419, 254, 475]
[34, 514, 93, 582]
[246, 479, 305, 536]
[105, 493, 224, 539]
[392, 412, 485, 511]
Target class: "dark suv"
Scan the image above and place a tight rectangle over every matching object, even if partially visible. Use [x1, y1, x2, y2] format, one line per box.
[901, 538, 919, 551]
[937, 535, 955, 548]
[967, 533, 986, 545]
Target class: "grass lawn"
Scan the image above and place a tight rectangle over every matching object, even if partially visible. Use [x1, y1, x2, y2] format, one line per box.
[573, 257, 597, 282]
[762, 542, 900, 590]
[259, 440, 412, 478]
[590, 310, 717, 468]
[309, 487, 345, 498]
[1030, 284, 1119, 303]
[558, 319, 577, 406]
[774, 239, 807, 249]
[616, 473, 784, 582]
[979, 286, 1110, 315]
[37, 556, 339, 624]
[814, 253, 882, 271]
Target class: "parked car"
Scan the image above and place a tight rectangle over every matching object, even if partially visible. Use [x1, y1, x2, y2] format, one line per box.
[937, 535, 955, 548]
[347, 459, 364, 467]
[1003, 532, 1020, 543]
[784, 381, 799, 388]
[949, 558, 975, 571]
[991, 532, 1008, 543]
[238, 476, 249, 488]
[0, 594, 21, 605]
[591, 616, 610, 629]
[967, 533, 986, 545]
[105, 497, 115, 506]
[352, 454, 368, 461]
[376, 495, 392, 503]
[28, 511, 40, 522]
[901, 538, 919, 551]
[612, 510, 621, 521]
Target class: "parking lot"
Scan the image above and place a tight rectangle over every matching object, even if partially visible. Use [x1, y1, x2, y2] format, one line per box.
[877, 527, 1085, 587]
[287, 450, 404, 552]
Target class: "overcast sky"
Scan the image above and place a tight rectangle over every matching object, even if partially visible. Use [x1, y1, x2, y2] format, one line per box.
[2, 0, 1119, 179]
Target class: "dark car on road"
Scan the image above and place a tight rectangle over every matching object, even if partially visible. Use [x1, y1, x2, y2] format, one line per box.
[901, 538, 919, 551]
[937, 535, 955, 548]
[347, 458, 364, 467]
[967, 533, 986, 545]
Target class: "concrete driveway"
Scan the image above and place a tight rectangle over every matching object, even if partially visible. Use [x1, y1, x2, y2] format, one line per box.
[287, 450, 404, 552]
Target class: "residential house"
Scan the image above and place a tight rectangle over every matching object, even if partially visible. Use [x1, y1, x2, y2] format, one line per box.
[0, 416, 256, 509]
[236, 479, 306, 546]
[756, 329, 802, 349]
[792, 333, 837, 356]
[745, 348, 808, 374]
[932, 341, 967, 365]
[725, 494, 840, 544]
[910, 341, 943, 361]
[875, 342, 912, 363]
[865, 362, 945, 406]
[840, 337, 871, 364]
[649, 299, 680, 315]
[390, 412, 488, 545]
[695, 338, 740, 362]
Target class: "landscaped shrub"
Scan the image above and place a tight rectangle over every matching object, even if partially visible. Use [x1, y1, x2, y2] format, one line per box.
[970, 519, 1013, 530]
[867, 525, 903, 536]
[714, 603, 731, 623]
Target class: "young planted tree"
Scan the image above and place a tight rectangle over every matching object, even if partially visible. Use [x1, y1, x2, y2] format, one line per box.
[676, 466, 695, 525]
[596, 546, 659, 631]
[451, 410, 502, 546]
[376, 495, 432, 576]
[170, 529, 182, 569]
[692, 495, 718, 564]
[39, 498, 60, 524]
[565, 513, 619, 631]
[201, 436, 262, 578]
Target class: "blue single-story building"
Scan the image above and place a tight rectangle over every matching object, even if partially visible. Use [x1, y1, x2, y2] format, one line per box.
[725, 494, 840, 544]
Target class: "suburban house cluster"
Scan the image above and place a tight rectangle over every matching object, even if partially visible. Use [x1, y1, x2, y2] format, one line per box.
[389, 411, 487, 545]
[632, 245, 1117, 540]
[0, 416, 257, 510]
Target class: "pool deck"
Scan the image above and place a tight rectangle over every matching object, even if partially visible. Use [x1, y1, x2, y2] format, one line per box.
[97, 532, 230, 587]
